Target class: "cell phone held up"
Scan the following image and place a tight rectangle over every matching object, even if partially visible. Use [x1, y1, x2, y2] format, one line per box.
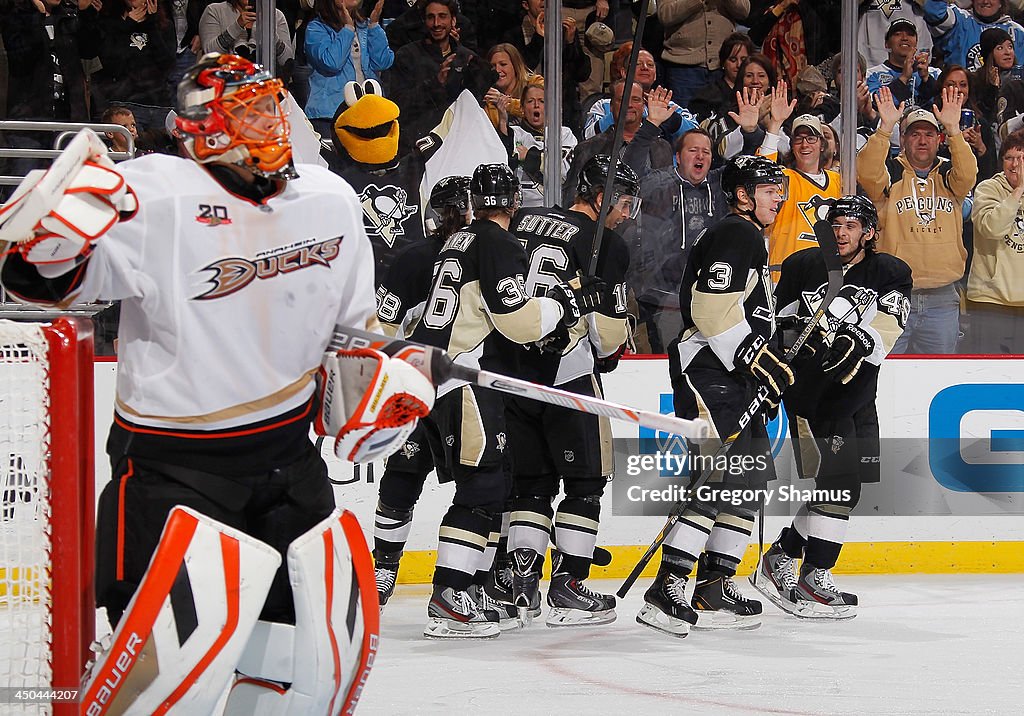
[959, 109, 976, 132]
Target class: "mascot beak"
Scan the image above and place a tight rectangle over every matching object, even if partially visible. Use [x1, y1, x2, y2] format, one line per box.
[333, 94, 401, 168]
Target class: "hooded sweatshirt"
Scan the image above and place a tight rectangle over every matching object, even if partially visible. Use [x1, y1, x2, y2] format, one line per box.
[857, 127, 977, 289]
[969, 171, 1024, 305]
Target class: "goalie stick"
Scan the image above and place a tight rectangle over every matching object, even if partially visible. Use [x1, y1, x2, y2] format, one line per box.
[0, 128, 107, 252]
[329, 326, 711, 440]
[616, 219, 843, 598]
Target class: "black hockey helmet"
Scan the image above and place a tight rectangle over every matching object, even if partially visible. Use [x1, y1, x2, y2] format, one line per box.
[424, 175, 471, 235]
[470, 163, 521, 211]
[721, 155, 788, 205]
[827, 195, 878, 232]
[578, 154, 641, 201]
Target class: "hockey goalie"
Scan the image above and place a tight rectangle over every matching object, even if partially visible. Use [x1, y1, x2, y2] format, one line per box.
[0, 53, 434, 714]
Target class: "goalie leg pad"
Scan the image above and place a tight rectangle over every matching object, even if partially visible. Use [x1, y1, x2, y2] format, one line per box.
[81, 506, 280, 716]
[225, 509, 380, 716]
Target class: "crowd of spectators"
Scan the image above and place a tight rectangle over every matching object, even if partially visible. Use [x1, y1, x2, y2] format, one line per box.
[3, 0, 1024, 354]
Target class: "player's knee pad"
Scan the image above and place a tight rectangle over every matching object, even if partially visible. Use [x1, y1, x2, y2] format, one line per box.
[225, 508, 379, 716]
[513, 473, 559, 498]
[562, 476, 606, 500]
[813, 472, 862, 510]
[452, 470, 509, 514]
[377, 469, 428, 511]
[82, 506, 280, 716]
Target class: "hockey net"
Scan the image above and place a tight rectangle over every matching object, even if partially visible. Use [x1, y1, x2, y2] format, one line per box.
[0, 318, 94, 716]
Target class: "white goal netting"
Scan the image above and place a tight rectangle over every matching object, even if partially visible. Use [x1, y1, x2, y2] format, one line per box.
[0, 321, 53, 714]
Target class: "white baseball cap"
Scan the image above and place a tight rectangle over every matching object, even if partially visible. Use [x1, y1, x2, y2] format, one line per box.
[901, 108, 940, 132]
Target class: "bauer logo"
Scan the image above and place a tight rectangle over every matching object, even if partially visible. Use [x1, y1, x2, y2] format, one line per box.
[929, 384, 1024, 492]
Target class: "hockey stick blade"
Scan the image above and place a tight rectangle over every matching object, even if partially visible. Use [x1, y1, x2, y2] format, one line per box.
[616, 219, 843, 598]
[0, 128, 106, 246]
[331, 325, 711, 440]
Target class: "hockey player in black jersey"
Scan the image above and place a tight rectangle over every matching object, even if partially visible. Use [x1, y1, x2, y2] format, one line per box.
[505, 155, 637, 627]
[411, 163, 606, 638]
[638, 155, 793, 638]
[371, 175, 472, 612]
[751, 195, 912, 619]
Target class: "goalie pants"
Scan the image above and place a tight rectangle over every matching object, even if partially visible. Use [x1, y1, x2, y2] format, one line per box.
[778, 404, 874, 569]
[427, 385, 513, 591]
[661, 365, 776, 576]
[505, 374, 612, 579]
[96, 444, 335, 628]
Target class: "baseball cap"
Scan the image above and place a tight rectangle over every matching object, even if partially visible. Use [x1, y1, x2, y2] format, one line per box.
[792, 114, 824, 137]
[885, 18, 917, 41]
[901, 107, 940, 132]
[585, 20, 615, 55]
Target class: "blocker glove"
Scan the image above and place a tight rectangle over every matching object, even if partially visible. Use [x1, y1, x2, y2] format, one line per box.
[547, 275, 606, 326]
[821, 323, 874, 384]
[734, 332, 794, 407]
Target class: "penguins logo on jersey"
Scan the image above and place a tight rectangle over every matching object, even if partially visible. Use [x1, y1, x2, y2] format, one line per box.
[360, 183, 417, 248]
[869, 0, 901, 19]
[193, 237, 342, 300]
[801, 283, 877, 334]
[401, 441, 421, 459]
[796, 195, 834, 241]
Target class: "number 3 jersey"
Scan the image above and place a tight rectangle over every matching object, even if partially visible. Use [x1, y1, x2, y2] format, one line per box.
[509, 205, 630, 386]
[672, 213, 776, 375]
[775, 247, 912, 419]
[410, 218, 563, 397]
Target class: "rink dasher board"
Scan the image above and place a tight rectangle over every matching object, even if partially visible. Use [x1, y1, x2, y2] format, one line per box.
[87, 358, 1024, 571]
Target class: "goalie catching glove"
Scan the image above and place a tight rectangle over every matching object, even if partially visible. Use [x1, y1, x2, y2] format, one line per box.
[547, 275, 606, 326]
[0, 153, 137, 269]
[821, 323, 874, 384]
[315, 347, 435, 463]
[734, 332, 794, 407]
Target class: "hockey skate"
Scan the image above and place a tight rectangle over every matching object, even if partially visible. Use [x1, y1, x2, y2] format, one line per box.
[373, 550, 401, 613]
[790, 563, 858, 620]
[469, 583, 521, 631]
[636, 570, 699, 638]
[749, 541, 801, 615]
[511, 548, 542, 626]
[690, 563, 762, 630]
[546, 572, 617, 627]
[424, 585, 501, 639]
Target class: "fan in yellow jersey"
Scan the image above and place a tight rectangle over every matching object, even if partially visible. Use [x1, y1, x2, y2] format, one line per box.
[749, 85, 842, 281]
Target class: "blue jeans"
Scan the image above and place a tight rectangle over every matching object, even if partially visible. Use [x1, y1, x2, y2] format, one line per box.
[892, 284, 961, 355]
[663, 64, 712, 112]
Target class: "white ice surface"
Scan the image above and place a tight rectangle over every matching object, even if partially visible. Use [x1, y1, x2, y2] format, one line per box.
[356, 575, 1024, 716]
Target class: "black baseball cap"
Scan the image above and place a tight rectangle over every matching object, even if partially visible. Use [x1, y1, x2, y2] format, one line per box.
[886, 18, 918, 41]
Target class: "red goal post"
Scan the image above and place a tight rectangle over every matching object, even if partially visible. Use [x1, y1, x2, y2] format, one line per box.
[0, 317, 95, 715]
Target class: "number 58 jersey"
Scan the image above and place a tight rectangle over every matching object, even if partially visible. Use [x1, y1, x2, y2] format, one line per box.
[410, 218, 564, 397]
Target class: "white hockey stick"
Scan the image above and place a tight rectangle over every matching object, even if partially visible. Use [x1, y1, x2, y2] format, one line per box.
[0, 128, 108, 249]
[330, 326, 711, 440]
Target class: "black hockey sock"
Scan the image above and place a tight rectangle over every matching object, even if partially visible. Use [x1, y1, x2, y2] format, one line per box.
[434, 505, 493, 591]
[473, 513, 503, 585]
[779, 526, 807, 559]
[374, 500, 414, 556]
[553, 495, 601, 579]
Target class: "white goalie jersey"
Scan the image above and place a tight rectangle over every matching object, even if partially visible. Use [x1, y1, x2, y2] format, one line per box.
[4, 153, 379, 433]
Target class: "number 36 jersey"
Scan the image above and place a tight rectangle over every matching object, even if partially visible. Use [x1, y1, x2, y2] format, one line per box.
[410, 218, 563, 397]
[510, 206, 630, 386]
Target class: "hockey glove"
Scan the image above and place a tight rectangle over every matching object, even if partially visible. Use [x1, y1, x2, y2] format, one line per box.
[535, 321, 571, 354]
[547, 275, 606, 326]
[315, 348, 435, 463]
[821, 323, 874, 385]
[775, 315, 828, 364]
[734, 333, 794, 407]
